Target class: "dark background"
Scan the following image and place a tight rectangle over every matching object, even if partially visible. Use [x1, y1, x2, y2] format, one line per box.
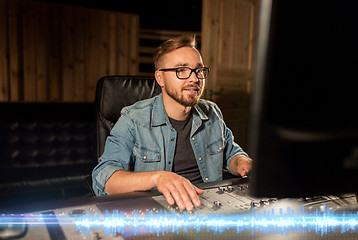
[37, 0, 203, 31]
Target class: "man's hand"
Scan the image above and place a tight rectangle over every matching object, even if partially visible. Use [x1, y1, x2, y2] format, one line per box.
[152, 171, 204, 211]
[105, 170, 203, 211]
[229, 154, 252, 177]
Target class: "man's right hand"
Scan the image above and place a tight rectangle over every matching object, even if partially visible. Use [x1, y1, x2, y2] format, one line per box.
[152, 171, 204, 211]
[105, 170, 203, 211]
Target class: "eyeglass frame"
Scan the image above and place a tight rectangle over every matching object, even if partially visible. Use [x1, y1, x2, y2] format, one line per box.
[158, 67, 210, 80]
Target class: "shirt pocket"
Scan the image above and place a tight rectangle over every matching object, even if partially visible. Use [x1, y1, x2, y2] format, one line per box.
[133, 144, 161, 163]
[206, 138, 226, 155]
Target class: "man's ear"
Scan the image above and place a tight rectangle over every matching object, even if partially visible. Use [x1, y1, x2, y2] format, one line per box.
[155, 70, 164, 87]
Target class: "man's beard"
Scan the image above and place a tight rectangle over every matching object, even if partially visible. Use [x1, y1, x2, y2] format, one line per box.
[165, 84, 203, 107]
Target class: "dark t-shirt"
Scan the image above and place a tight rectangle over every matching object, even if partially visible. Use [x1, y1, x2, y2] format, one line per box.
[169, 113, 203, 184]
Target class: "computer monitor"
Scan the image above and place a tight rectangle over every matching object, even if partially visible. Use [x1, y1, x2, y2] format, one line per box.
[249, 0, 358, 198]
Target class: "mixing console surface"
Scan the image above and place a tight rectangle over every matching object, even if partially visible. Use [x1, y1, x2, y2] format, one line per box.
[2, 178, 357, 240]
[153, 179, 278, 215]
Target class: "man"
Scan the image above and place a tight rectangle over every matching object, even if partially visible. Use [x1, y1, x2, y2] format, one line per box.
[92, 35, 252, 211]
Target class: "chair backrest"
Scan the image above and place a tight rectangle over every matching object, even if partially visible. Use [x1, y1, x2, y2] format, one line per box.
[95, 76, 162, 160]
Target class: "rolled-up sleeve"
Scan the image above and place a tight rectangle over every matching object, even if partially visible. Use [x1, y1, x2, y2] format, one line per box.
[216, 107, 248, 173]
[225, 125, 249, 174]
[92, 113, 135, 196]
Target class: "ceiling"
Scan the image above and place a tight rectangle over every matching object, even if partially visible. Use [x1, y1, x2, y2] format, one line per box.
[36, 0, 202, 31]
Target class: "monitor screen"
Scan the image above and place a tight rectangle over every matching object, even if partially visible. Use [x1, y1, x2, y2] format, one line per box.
[249, 0, 358, 198]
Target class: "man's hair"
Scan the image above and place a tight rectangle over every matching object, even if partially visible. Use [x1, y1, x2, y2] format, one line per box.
[153, 35, 198, 70]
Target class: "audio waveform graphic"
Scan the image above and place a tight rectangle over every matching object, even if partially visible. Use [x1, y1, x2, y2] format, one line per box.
[73, 207, 358, 237]
[1, 207, 357, 238]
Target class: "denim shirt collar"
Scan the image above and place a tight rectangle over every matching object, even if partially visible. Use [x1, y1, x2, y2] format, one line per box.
[151, 93, 209, 127]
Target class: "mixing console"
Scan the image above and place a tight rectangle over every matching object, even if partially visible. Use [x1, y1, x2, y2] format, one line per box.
[153, 178, 279, 215]
[1, 178, 357, 240]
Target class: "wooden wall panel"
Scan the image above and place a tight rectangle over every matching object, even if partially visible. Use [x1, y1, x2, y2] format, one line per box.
[84, 9, 101, 102]
[201, 0, 220, 99]
[22, 1, 37, 101]
[62, 5, 75, 102]
[8, 0, 20, 101]
[108, 13, 117, 75]
[0, 0, 9, 101]
[219, 0, 253, 69]
[47, 5, 62, 102]
[202, 0, 258, 149]
[128, 16, 139, 75]
[117, 14, 130, 74]
[0, 0, 139, 102]
[72, 8, 85, 102]
[117, 14, 140, 75]
[36, 2, 49, 101]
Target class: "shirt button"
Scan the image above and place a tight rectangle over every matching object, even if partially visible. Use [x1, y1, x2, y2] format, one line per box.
[192, 137, 195, 141]
[171, 138, 174, 141]
[199, 157, 202, 161]
[205, 177, 209, 181]
[168, 161, 171, 164]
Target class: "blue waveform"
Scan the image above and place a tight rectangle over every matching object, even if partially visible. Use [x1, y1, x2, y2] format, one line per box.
[1, 207, 358, 238]
[73, 207, 358, 237]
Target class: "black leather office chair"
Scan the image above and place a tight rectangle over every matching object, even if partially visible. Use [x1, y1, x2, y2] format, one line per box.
[95, 76, 162, 160]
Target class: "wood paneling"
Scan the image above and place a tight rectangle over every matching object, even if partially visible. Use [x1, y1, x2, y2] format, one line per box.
[202, 0, 258, 149]
[0, 0, 9, 101]
[8, 0, 21, 101]
[138, 29, 201, 76]
[0, 0, 139, 102]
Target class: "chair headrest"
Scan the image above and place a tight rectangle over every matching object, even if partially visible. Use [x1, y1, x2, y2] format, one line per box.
[96, 76, 162, 124]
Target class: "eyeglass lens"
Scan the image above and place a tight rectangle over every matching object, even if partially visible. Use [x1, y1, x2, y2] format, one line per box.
[177, 67, 208, 79]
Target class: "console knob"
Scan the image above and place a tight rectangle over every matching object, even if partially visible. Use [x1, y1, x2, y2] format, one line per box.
[214, 201, 222, 207]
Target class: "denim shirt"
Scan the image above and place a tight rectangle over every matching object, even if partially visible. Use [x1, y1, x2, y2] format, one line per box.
[92, 93, 247, 196]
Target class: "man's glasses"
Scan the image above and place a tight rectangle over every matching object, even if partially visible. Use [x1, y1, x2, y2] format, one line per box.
[159, 67, 210, 80]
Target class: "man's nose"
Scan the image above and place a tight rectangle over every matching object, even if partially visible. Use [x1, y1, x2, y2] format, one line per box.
[188, 71, 199, 82]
